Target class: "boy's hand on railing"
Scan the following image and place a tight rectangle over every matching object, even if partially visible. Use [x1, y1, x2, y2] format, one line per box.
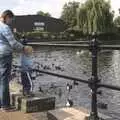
[23, 46, 33, 54]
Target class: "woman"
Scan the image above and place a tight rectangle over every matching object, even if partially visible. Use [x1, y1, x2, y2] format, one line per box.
[0, 10, 32, 110]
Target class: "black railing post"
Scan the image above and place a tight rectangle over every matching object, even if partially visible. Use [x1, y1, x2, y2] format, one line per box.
[89, 36, 100, 120]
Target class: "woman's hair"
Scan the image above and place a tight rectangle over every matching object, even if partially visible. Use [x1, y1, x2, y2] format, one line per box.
[1, 10, 14, 19]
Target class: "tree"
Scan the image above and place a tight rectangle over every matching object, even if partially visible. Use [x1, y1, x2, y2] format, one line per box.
[78, 0, 114, 34]
[77, 4, 88, 33]
[114, 16, 120, 32]
[61, 1, 80, 28]
[114, 16, 120, 26]
[61, 0, 114, 34]
[37, 11, 51, 17]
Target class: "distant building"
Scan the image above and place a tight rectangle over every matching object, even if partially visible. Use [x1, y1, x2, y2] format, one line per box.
[11, 15, 67, 33]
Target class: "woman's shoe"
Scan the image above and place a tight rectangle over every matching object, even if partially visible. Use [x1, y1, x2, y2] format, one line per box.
[0, 106, 15, 112]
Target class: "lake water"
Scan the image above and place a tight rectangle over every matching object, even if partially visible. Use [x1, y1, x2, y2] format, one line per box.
[13, 46, 120, 119]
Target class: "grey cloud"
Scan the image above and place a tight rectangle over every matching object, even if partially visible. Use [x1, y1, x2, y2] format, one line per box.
[0, 0, 19, 12]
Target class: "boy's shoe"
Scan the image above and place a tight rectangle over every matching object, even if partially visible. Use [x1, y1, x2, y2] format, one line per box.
[23, 91, 34, 97]
[28, 91, 35, 97]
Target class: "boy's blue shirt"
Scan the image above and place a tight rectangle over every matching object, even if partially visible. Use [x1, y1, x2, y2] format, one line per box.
[21, 54, 33, 71]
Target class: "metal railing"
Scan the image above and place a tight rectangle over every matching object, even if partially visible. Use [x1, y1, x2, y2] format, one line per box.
[13, 37, 120, 120]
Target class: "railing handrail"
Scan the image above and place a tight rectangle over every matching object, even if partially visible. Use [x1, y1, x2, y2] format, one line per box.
[27, 42, 120, 50]
[12, 65, 120, 92]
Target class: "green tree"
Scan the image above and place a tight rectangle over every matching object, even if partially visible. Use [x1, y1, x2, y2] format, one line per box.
[114, 16, 120, 26]
[61, 1, 79, 28]
[37, 11, 51, 17]
[61, 0, 114, 34]
[78, 0, 114, 33]
[114, 16, 120, 32]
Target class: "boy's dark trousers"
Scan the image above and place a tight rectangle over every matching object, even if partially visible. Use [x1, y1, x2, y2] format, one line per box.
[21, 71, 32, 95]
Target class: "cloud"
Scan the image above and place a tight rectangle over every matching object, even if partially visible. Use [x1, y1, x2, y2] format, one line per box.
[12, 0, 80, 18]
[0, 0, 19, 14]
[11, 0, 67, 18]
[0, 0, 119, 18]
[111, 0, 120, 16]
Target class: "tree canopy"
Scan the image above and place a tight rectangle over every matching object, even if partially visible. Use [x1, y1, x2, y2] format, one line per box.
[37, 11, 51, 17]
[114, 16, 120, 26]
[61, 0, 114, 34]
[61, 1, 79, 28]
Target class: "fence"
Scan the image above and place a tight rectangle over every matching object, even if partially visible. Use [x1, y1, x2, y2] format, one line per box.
[13, 36, 120, 120]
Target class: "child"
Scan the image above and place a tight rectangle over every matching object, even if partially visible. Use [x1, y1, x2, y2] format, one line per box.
[21, 45, 33, 96]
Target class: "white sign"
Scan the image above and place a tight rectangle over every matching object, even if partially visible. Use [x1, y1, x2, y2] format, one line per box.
[34, 22, 45, 26]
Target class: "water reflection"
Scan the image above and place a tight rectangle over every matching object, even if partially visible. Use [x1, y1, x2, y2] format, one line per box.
[98, 50, 113, 84]
[112, 50, 120, 85]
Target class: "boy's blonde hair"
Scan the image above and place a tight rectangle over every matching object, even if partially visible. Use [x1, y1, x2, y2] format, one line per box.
[24, 46, 33, 55]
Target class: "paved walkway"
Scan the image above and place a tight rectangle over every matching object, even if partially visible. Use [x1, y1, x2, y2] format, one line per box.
[0, 110, 48, 120]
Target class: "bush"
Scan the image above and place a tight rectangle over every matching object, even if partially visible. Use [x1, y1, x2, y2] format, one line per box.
[64, 28, 84, 39]
[14, 30, 86, 41]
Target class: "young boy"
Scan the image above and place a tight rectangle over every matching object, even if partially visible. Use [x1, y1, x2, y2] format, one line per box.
[21, 45, 33, 96]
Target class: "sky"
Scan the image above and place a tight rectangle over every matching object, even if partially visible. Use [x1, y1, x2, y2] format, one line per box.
[0, 0, 119, 18]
